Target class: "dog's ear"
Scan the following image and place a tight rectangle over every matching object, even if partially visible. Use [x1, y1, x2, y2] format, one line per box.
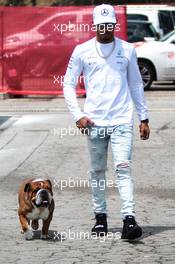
[24, 183, 31, 192]
[46, 179, 52, 189]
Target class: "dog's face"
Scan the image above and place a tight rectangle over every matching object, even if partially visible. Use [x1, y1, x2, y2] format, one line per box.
[24, 179, 53, 207]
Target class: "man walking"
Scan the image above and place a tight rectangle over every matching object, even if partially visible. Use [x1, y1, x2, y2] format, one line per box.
[63, 4, 150, 239]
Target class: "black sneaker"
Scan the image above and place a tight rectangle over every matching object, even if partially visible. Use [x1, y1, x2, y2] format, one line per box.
[91, 213, 108, 236]
[121, 215, 142, 240]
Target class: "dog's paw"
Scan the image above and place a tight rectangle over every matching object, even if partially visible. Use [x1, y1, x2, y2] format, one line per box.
[40, 234, 49, 240]
[25, 229, 34, 240]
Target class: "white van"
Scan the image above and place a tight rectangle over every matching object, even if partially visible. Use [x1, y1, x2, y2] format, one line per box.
[127, 5, 175, 36]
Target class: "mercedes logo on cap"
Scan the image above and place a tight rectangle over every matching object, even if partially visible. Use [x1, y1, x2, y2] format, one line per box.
[101, 9, 109, 16]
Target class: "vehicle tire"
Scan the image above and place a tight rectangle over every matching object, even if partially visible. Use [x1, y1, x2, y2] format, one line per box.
[138, 61, 155, 90]
[28, 57, 47, 77]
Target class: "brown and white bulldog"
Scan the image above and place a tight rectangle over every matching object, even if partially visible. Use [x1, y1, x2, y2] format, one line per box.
[18, 179, 54, 240]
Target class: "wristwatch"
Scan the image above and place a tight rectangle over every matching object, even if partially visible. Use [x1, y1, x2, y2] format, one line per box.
[141, 119, 149, 124]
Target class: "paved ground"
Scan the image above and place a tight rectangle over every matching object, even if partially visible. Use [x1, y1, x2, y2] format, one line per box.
[0, 89, 175, 264]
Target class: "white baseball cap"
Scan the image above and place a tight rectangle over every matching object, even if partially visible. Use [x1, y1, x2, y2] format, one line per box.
[93, 4, 117, 25]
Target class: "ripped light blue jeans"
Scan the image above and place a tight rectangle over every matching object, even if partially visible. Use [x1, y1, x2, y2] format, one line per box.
[87, 124, 135, 220]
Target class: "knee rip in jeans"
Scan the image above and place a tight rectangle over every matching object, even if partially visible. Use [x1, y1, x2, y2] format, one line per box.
[116, 162, 130, 172]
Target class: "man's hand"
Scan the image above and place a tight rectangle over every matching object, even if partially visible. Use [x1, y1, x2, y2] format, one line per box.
[139, 122, 150, 140]
[76, 117, 94, 134]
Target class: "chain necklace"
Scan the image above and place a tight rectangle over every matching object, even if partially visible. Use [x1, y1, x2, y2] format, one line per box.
[95, 39, 116, 59]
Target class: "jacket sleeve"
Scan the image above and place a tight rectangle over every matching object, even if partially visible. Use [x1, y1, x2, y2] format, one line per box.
[127, 47, 149, 121]
[63, 46, 84, 122]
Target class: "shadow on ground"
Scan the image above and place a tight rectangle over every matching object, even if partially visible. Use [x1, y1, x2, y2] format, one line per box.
[109, 226, 175, 243]
[32, 230, 65, 242]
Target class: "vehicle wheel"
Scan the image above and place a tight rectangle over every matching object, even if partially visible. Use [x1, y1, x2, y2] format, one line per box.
[27, 56, 47, 77]
[138, 61, 155, 90]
